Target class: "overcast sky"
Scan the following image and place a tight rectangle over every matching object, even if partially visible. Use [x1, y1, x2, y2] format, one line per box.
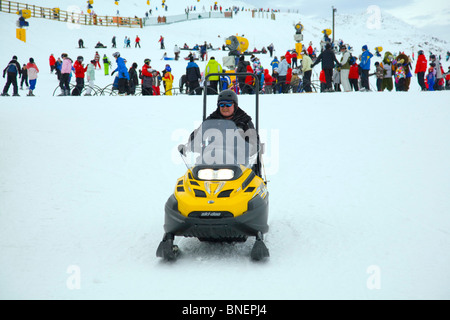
[245, 0, 450, 41]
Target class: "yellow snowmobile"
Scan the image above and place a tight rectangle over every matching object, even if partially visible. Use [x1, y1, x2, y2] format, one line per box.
[156, 73, 269, 261]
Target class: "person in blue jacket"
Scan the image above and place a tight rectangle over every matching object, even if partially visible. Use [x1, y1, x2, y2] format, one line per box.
[111, 52, 129, 95]
[270, 56, 279, 75]
[360, 45, 373, 91]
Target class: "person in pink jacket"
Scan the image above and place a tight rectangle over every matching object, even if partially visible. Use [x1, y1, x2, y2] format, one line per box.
[26, 57, 39, 96]
[59, 53, 73, 96]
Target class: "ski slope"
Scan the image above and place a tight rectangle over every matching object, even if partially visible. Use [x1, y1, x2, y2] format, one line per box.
[1, 0, 449, 300]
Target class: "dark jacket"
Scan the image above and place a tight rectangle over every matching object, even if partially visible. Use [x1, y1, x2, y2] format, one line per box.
[313, 49, 339, 70]
[206, 106, 254, 132]
[206, 107, 261, 175]
[236, 60, 250, 84]
[186, 61, 201, 82]
[128, 67, 138, 86]
[3, 59, 21, 78]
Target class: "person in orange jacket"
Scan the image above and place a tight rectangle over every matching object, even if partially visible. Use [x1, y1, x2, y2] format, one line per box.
[162, 65, 174, 95]
[414, 50, 427, 91]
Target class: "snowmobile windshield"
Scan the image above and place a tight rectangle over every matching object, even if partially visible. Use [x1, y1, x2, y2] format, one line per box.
[181, 119, 259, 180]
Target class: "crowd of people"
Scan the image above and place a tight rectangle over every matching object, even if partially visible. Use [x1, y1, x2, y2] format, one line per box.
[2, 36, 449, 97]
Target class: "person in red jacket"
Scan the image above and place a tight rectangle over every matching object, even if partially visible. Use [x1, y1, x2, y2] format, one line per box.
[135, 35, 141, 48]
[348, 62, 360, 91]
[414, 50, 427, 91]
[446, 67, 450, 88]
[307, 42, 314, 56]
[263, 69, 274, 94]
[140, 58, 153, 95]
[72, 56, 87, 95]
[285, 51, 292, 67]
[286, 67, 292, 86]
[291, 50, 298, 68]
[319, 69, 326, 92]
[94, 51, 101, 69]
[49, 54, 56, 73]
[243, 64, 254, 94]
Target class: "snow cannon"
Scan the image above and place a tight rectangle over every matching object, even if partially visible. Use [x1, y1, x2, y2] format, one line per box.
[17, 9, 31, 19]
[294, 22, 304, 42]
[294, 22, 304, 34]
[375, 46, 383, 57]
[156, 73, 270, 262]
[225, 35, 249, 56]
[322, 29, 332, 36]
[16, 9, 31, 42]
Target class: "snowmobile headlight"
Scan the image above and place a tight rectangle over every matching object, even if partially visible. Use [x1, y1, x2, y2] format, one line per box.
[197, 168, 235, 180]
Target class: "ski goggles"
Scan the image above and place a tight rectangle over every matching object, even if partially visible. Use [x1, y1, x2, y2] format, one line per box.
[218, 101, 233, 108]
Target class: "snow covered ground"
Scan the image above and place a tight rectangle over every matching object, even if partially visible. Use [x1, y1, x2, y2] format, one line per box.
[1, 0, 449, 300]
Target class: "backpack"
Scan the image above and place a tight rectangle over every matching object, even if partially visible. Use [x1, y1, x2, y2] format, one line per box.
[7, 63, 18, 74]
[348, 54, 356, 65]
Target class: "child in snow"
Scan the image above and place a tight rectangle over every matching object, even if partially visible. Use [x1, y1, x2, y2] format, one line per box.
[290, 69, 300, 93]
[372, 61, 384, 92]
[20, 64, 29, 90]
[85, 60, 96, 96]
[152, 70, 162, 95]
[26, 58, 39, 96]
[128, 62, 139, 95]
[162, 65, 174, 95]
[394, 59, 406, 91]
[426, 66, 436, 91]
[319, 69, 326, 92]
[348, 61, 359, 91]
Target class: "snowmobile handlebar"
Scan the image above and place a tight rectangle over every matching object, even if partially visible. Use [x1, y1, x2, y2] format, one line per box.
[203, 72, 260, 134]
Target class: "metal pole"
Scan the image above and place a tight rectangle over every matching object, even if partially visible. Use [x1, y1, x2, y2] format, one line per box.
[332, 6, 336, 44]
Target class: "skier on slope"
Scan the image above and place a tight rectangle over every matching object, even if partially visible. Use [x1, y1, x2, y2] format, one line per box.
[103, 54, 111, 75]
[111, 52, 129, 95]
[1, 55, 21, 96]
[26, 57, 39, 96]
